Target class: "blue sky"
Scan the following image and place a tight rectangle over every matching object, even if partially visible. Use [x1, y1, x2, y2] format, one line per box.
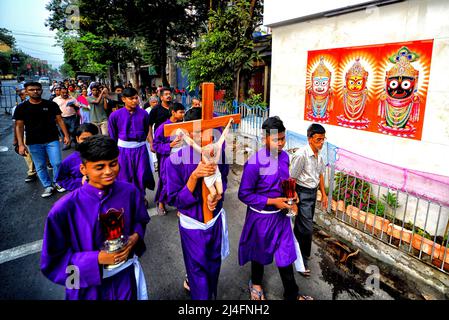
[0, 0, 64, 68]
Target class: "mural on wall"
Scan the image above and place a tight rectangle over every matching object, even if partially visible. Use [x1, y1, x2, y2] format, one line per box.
[304, 40, 433, 140]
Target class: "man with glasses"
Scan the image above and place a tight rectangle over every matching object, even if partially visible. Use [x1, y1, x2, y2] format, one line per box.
[14, 82, 70, 198]
[289, 123, 328, 277]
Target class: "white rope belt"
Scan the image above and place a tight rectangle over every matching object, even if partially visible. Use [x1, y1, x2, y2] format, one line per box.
[249, 207, 281, 214]
[117, 139, 146, 149]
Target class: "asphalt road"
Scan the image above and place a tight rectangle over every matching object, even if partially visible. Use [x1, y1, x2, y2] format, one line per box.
[0, 83, 398, 300]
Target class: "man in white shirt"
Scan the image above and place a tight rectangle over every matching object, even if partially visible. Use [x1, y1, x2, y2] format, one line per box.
[53, 87, 79, 150]
[289, 123, 328, 276]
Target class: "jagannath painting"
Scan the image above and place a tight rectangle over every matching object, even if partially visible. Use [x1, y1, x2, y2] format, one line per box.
[304, 40, 433, 140]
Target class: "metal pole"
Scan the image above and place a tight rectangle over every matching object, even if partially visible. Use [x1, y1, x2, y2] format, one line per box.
[431, 205, 442, 262]
[409, 198, 420, 253]
[398, 193, 409, 248]
[418, 201, 431, 260]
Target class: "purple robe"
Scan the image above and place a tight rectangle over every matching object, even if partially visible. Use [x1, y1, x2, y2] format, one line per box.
[165, 146, 229, 300]
[153, 118, 176, 204]
[108, 107, 155, 196]
[40, 181, 150, 300]
[56, 151, 83, 191]
[238, 148, 297, 267]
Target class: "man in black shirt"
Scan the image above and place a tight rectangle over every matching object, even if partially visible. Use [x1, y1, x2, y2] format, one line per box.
[14, 82, 71, 198]
[147, 87, 172, 153]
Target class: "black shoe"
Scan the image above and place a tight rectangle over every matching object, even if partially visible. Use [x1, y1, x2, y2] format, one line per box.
[25, 174, 37, 183]
[62, 144, 71, 151]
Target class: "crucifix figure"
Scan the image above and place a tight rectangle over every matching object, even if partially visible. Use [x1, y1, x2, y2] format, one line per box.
[176, 117, 234, 210]
[163, 83, 241, 222]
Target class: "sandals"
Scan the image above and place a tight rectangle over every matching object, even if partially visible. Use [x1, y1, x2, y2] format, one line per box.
[183, 274, 190, 292]
[157, 203, 167, 216]
[298, 269, 311, 277]
[249, 280, 266, 300]
[298, 295, 314, 300]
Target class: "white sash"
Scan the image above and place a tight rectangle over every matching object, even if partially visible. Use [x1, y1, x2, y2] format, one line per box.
[289, 217, 306, 272]
[249, 207, 305, 272]
[118, 139, 146, 149]
[145, 141, 155, 173]
[102, 255, 148, 300]
[249, 207, 281, 214]
[178, 208, 230, 261]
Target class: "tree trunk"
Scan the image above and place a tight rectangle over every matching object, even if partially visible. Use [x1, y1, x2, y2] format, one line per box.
[159, 26, 169, 88]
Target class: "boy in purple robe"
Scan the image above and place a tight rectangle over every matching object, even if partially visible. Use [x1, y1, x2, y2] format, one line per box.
[56, 123, 99, 191]
[238, 116, 313, 301]
[41, 135, 150, 300]
[152, 102, 185, 215]
[165, 112, 230, 300]
[108, 87, 155, 205]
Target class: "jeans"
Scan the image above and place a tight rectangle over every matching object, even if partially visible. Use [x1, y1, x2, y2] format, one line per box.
[28, 140, 62, 188]
[63, 115, 78, 144]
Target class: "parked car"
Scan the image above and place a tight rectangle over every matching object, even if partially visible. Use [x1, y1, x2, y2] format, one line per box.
[38, 76, 50, 85]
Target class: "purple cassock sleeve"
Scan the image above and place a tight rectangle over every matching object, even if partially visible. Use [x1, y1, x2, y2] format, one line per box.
[108, 113, 118, 142]
[238, 161, 269, 211]
[40, 206, 102, 288]
[152, 124, 171, 155]
[56, 154, 83, 191]
[131, 190, 151, 256]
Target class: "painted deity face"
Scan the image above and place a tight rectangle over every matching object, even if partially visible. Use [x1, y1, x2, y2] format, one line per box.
[312, 77, 330, 95]
[346, 75, 366, 92]
[386, 76, 416, 99]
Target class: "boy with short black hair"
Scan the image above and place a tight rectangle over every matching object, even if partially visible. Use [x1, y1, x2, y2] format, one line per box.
[238, 116, 312, 300]
[108, 87, 155, 204]
[41, 135, 150, 300]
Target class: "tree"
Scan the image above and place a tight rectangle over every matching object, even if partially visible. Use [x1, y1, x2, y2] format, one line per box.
[183, 0, 263, 101]
[0, 28, 16, 48]
[46, 0, 209, 87]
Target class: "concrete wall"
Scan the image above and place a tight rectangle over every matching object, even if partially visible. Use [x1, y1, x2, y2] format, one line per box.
[266, 0, 449, 237]
[268, 0, 449, 177]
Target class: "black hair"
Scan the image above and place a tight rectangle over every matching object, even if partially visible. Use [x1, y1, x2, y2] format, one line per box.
[75, 123, 99, 137]
[113, 85, 124, 91]
[262, 116, 286, 135]
[161, 87, 172, 94]
[169, 102, 185, 114]
[307, 123, 326, 138]
[78, 135, 119, 164]
[184, 107, 202, 121]
[24, 82, 42, 89]
[122, 87, 139, 97]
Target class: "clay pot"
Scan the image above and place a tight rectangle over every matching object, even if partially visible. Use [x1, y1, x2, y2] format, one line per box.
[386, 224, 413, 244]
[337, 200, 345, 212]
[331, 200, 337, 212]
[317, 190, 322, 202]
[412, 234, 440, 256]
[438, 247, 449, 265]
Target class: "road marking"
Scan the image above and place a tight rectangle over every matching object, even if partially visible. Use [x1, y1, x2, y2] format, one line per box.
[0, 240, 43, 265]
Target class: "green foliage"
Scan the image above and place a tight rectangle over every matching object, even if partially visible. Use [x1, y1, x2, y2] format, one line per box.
[332, 172, 385, 216]
[0, 28, 15, 48]
[183, 0, 262, 97]
[243, 88, 267, 108]
[46, 0, 209, 85]
[382, 191, 400, 209]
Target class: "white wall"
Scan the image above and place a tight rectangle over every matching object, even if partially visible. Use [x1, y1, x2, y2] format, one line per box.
[268, 0, 449, 177]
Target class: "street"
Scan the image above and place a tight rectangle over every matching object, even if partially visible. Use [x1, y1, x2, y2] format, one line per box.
[0, 87, 398, 300]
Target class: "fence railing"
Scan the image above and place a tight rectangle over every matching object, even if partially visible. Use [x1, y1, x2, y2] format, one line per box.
[323, 164, 449, 274]
[213, 100, 269, 137]
[0, 86, 19, 114]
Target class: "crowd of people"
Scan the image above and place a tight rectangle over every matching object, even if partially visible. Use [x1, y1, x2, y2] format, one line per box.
[11, 79, 328, 301]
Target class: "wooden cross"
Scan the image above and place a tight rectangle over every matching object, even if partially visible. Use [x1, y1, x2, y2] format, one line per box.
[164, 82, 241, 223]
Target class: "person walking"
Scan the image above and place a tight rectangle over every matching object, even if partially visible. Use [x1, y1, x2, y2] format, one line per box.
[14, 82, 70, 198]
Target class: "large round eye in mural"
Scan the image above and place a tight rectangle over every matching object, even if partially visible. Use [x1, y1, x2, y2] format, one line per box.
[386, 76, 415, 99]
